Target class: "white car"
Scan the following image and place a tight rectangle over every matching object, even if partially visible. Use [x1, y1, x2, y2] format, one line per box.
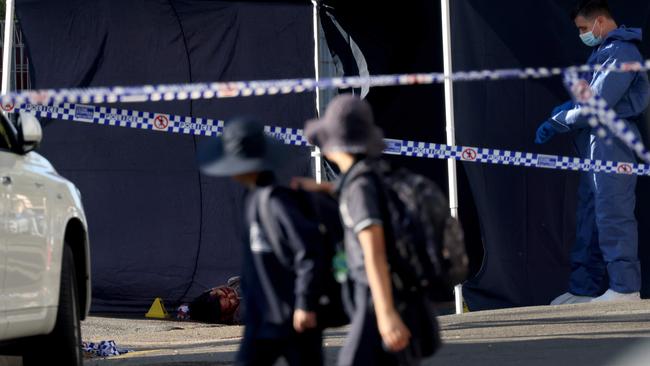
[0, 112, 90, 366]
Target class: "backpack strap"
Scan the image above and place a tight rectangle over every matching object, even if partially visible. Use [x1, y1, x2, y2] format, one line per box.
[250, 188, 292, 323]
[361, 166, 396, 245]
[256, 186, 292, 268]
[360, 167, 408, 284]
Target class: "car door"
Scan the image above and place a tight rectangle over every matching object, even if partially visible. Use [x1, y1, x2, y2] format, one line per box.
[3, 152, 50, 326]
[0, 166, 8, 339]
[0, 114, 51, 336]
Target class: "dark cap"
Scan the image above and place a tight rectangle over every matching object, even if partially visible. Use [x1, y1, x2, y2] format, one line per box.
[304, 94, 385, 157]
[197, 117, 283, 177]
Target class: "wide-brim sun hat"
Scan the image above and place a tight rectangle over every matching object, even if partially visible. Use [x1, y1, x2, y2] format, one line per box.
[304, 94, 385, 157]
[197, 117, 286, 177]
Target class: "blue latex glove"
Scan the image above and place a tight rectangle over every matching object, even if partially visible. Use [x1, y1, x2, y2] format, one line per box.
[535, 121, 557, 144]
[552, 101, 574, 116]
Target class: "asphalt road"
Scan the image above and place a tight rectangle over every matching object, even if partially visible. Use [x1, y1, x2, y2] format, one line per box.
[2, 300, 650, 365]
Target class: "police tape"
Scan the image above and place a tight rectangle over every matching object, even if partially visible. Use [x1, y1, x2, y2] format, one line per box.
[2, 59, 646, 166]
[562, 71, 611, 140]
[381, 138, 647, 176]
[564, 71, 650, 163]
[10, 102, 224, 136]
[0, 59, 649, 107]
[9, 102, 649, 177]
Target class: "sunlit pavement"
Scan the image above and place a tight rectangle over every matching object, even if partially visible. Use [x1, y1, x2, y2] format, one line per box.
[3, 301, 650, 365]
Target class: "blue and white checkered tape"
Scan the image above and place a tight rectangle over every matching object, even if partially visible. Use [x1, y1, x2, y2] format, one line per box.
[1, 60, 648, 108]
[12, 103, 223, 136]
[0, 59, 646, 165]
[264, 125, 310, 146]
[13, 101, 647, 177]
[563, 70, 650, 163]
[384, 139, 649, 176]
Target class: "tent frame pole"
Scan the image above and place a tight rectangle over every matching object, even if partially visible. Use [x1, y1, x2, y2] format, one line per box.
[2, 0, 15, 96]
[441, 0, 463, 314]
[311, 0, 324, 183]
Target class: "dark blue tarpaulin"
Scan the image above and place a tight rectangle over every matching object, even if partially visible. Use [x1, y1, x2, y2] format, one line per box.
[15, 0, 650, 313]
[16, 0, 315, 312]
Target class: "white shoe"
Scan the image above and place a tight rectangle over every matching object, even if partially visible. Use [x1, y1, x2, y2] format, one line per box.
[550, 292, 594, 305]
[591, 289, 641, 303]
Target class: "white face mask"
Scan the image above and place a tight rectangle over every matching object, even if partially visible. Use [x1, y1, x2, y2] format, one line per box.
[580, 19, 603, 47]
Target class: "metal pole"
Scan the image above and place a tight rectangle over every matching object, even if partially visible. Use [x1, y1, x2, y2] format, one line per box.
[2, 0, 15, 95]
[311, 0, 324, 184]
[441, 0, 463, 315]
[441, 0, 458, 220]
[454, 284, 464, 314]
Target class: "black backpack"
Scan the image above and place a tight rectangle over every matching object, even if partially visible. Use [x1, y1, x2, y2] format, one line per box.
[368, 162, 468, 299]
[256, 187, 350, 328]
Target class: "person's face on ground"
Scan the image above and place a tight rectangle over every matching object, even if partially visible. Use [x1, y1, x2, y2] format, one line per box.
[213, 287, 239, 319]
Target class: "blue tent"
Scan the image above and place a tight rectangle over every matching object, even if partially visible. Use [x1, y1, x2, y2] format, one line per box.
[14, 0, 650, 312]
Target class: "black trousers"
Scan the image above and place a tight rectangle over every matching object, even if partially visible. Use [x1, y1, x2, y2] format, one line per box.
[338, 284, 441, 366]
[236, 327, 323, 366]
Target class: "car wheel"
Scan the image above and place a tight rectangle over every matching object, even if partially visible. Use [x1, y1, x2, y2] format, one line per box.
[23, 244, 82, 366]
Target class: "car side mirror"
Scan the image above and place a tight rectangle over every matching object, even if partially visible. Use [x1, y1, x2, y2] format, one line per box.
[17, 111, 43, 153]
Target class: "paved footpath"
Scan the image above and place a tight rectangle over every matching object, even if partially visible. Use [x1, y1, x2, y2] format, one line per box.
[3, 301, 650, 365]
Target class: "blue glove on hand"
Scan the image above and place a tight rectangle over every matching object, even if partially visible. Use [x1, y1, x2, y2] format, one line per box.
[535, 121, 557, 144]
[552, 101, 574, 116]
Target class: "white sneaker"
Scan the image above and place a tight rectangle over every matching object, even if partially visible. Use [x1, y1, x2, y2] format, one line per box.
[550, 292, 594, 305]
[591, 289, 641, 303]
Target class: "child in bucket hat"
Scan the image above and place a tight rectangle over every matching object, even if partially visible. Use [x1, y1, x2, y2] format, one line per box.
[302, 94, 439, 366]
[198, 118, 326, 366]
[304, 94, 385, 158]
